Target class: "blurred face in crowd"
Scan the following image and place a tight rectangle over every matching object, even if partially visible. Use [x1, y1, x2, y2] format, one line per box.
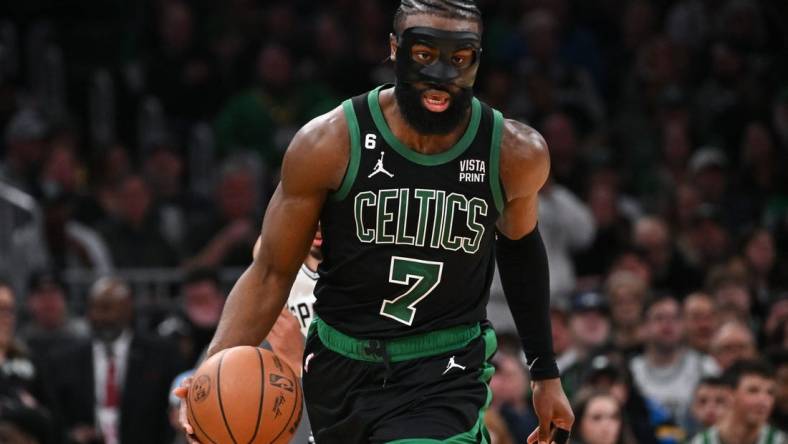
[692, 384, 731, 427]
[570, 309, 611, 351]
[145, 148, 183, 199]
[0, 286, 16, 351]
[490, 352, 528, 408]
[611, 252, 652, 286]
[714, 282, 751, 322]
[160, 1, 193, 52]
[522, 10, 558, 62]
[41, 144, 79, 194]
[634, 217, 671, 273]
[683, 293, 718, 353]
[732, 374, 777, 428]
[183, 280, 224, 329]
[744, 230, 775, 276]
[542, 113, 577, 166]
[257, 45, 293, 91]
[766, 299, 788, 342]
[588, 182, 618, 228]
[606, 272, 646, 329]
[88, 279, 133, 343]
[27, 282, 67, 330]
[579, 394, 622, 444]
[218, 169, 256, 221]
[645, 298, 684, 353]
[117, 176, 152, 227]
[710, 322, 756, 370]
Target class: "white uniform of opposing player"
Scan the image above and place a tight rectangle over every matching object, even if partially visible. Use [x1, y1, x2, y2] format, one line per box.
[287, 264, 317, 337]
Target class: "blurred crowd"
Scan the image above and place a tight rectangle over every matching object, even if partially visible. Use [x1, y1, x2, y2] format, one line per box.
[0, 0, 787, 443]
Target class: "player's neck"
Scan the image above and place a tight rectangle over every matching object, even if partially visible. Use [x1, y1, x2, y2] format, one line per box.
[379, 88, 470, 155]
[718, 413, 762, 444]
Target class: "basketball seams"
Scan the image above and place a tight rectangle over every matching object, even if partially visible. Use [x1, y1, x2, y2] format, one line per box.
[248, 348, 265, 444]
[269, 361, 302, 444]
[187, 378, 219, 444]
[217, 351, 240, 444]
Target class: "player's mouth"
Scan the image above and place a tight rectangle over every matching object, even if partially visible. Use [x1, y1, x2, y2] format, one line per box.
[421, 89, 451, 113]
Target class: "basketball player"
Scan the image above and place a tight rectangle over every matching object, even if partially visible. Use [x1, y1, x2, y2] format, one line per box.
[176, 1, 573, 442]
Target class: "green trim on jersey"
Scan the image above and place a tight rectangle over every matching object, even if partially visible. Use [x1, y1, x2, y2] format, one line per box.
[384, 328, 497, 444]
[367, 86, 482, 166]
[332, 99, 362, 201]
[489, 109, 505, 213]
[314, 316, 481, 362]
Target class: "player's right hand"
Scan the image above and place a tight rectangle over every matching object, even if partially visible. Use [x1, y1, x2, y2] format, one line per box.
[172, 376, 202, 444]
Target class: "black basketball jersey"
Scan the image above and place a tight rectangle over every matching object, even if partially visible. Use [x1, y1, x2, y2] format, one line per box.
[315, 85, 505, 338]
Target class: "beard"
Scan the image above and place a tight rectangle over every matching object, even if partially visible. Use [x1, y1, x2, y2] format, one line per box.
[394, 81, 473, 135]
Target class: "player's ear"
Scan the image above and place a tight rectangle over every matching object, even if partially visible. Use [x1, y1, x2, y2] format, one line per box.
[389, 33, 397, 62]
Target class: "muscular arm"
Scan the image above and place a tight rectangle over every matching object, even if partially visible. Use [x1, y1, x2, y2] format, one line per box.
[205, 107, 349, 358]
[496, 119, 573, 443]
[495, 119, 557, 379]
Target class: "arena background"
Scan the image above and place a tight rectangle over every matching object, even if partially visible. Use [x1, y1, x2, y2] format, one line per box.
[0, 0, 787, 443]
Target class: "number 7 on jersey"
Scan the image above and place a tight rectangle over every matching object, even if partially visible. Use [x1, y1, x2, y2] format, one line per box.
[380, 256, 444, 326]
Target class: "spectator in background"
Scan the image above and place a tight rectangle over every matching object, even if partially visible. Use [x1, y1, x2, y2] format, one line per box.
[709, 320, 757, 371]
[539, 179, 596, 303]
[736, 227, 780, 312]
[0, 108, 48, 194]
[146, 0, 221, 124]
[157, 268, 224, 367]
[570, 390, 637, 444]
[765, 297, 788, 348]
[183, 158, 260, 269]
[633, 216, 702, 297]
[689, 359, 786, 444]
[605, 271, 647, 356]
[17, 271, 88, 359]
[630, 294, 718, 430]
[574, 170, 636, 283]
[142, 143, 211, 256]
[685, 205, 731, 271]
[0, 279, 41, 407]
[688, 377, 731, 437]
[683, 292, 719, 354]
[38, 193, 113, 274]
[580, 355, 659, 444]
[706, 271, 753, 325]
[46, 277, 184, 444]
[540, 112, 588, 196]
[0, 396, 54, 444]
[560, 291, 612, 400]
[214, 43, 335, 170]
[99, 174, 178, 268]
[767, 349, 788, 432]
[734, 123, 780, 225]
[489, 333, 537, 443]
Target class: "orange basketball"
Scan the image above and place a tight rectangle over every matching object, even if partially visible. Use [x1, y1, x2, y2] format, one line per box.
[187, 346, 303, 444]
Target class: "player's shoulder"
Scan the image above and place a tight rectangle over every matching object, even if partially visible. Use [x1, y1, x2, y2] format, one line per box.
[282, 104, 350, 190]
[287, 104, 349, 159]
[499, 117, 549, 168]
[497, 116, 550, 199]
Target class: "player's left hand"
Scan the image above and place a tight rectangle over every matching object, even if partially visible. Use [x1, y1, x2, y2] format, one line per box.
[527, 378, 573, 444]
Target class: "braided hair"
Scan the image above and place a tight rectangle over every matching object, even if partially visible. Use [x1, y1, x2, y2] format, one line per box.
[393, 0, 482, 33]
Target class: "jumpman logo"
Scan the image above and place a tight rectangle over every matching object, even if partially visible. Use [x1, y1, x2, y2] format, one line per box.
[368, 151, 394, 178]
[442, 356, 466, 375]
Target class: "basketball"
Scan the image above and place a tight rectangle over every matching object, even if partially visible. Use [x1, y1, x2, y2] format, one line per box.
[187, 346, 303, 444]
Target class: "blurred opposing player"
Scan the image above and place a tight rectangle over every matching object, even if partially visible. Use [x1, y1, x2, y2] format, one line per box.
[176, 1, 573, 442]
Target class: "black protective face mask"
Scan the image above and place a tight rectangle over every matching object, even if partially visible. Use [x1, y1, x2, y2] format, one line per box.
[393, 27, 481, 134]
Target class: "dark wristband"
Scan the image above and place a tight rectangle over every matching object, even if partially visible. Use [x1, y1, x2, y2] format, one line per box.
[496, 226, 559, 380]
